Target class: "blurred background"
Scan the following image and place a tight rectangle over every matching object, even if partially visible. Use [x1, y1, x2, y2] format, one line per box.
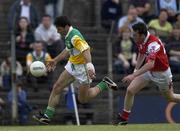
[0, 0, 180, 125]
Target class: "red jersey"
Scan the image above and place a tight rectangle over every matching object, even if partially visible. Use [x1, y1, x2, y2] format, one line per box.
[137, 32, 169, 71]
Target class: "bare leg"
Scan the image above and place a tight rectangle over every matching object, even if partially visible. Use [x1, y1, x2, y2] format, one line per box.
[161, 85, 180, 103]
[33, 70, 75, 123]
[78, 84, 101, 103]
[48, 70, 75, 108]
[124, 75, 149, 111]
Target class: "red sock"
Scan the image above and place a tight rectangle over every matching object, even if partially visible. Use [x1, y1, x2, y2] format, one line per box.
[120, 109, 130, 121]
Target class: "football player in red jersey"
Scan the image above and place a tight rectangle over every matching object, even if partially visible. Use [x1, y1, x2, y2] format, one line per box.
[114, 22, 180, 125]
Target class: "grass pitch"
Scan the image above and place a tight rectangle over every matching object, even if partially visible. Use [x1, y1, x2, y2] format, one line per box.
[1, 124, 180, 131]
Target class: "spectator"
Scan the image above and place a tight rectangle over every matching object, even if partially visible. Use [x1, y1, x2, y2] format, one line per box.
[8, 0, 39, 30]
[117, 7, 144, 36]
[44, 0, 64, 21]
[45, 0, 58, 19]
[166, 22, 180, 73]
[157, 0, 178, 23]
[172, 12, 180, 37]
[0, 56, 23, 91]
[114, 27, 137, 74]
[35, 15, 62, 58]
[129, 0, 153, 23]
[148, 9, 173, 40]
[101, 0, 122, 31]
[15, 17, 35, 65]
[7, 82, 31, 125]
[26, 41, 52, 92]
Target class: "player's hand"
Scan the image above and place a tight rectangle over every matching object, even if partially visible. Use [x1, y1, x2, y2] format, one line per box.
[122, 74, 135, 84]
[88, 69, 96, 79]
[46, 59, 57, 72]
[87, 63, 96, 79]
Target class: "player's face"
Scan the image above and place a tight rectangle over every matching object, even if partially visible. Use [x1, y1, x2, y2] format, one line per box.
[132, 31, 144, 44]
[57, 26, 67, 37]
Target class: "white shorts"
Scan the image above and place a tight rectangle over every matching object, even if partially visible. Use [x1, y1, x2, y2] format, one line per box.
[142, 68, 173, 91]
[64, 61, 92, 84]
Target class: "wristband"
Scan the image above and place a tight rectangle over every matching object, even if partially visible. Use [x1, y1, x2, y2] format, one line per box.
[86, 63, 95, 72]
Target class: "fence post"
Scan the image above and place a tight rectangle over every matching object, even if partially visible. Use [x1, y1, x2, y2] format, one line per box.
[107, 21, 115, 123]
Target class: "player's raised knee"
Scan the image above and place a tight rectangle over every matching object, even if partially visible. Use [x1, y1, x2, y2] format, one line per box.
[126, 87, 135, 96]
[164, 94, 175, 102]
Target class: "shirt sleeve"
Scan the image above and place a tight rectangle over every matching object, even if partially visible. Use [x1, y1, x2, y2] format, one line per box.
[71, 35, 89, 52]
[26, 53, 33, 66]
[147, 42, 160, 61]
[45, 53, 52, 62]
[34, 30, 42, 41]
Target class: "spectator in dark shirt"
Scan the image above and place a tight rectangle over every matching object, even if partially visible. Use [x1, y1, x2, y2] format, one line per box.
[166, 23, 180, 73]
[15, 17, 35, 65]
[44, 0, 64, 21]
[101, 0, 122, 31]
[129, 0, 153, 23]
[8, 0, 39, 30]
[172, 12, 180, 37]
[114, 27, 137, 74]
[7, 82, 31, 125]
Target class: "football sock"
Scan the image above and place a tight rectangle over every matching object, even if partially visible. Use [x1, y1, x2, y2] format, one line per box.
[97, 81, 108, 91]
[44, 106, 55, 119]
[120, 109, 131, 121]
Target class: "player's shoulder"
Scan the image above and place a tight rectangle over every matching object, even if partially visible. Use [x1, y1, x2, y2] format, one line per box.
[148, 34, 160, 43]
[70, 28, 84, 40]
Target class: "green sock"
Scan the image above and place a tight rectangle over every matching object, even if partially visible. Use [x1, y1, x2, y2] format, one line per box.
[97, 81, 108, 91]
[44, 106, 55, 119]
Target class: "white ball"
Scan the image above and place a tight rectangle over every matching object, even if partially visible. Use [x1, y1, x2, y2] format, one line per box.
[30, 61, 46, 77]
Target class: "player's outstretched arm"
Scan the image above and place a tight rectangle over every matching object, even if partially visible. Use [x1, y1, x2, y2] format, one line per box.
[46, 49, 69, 72]
[122, 59, 155, 84]
[54, 48, 69, 63]
[133, 59, 155, 77]
[134, 53, 146, 71]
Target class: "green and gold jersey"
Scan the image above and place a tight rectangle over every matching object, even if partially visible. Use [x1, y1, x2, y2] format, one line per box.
[65, 26, 90, 64]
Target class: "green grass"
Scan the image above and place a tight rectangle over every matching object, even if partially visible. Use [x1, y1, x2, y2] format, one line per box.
[1, 124, 180, 131]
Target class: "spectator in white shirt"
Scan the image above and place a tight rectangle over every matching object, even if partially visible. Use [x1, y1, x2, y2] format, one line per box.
[117, 7, 144, 36]
[0, 56, 23, 91]
[35, 15, 62, 57]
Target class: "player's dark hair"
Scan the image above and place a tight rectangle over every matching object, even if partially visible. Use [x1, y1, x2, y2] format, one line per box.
[54, 16, 71, 28]
[132, 22, 148, 36]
